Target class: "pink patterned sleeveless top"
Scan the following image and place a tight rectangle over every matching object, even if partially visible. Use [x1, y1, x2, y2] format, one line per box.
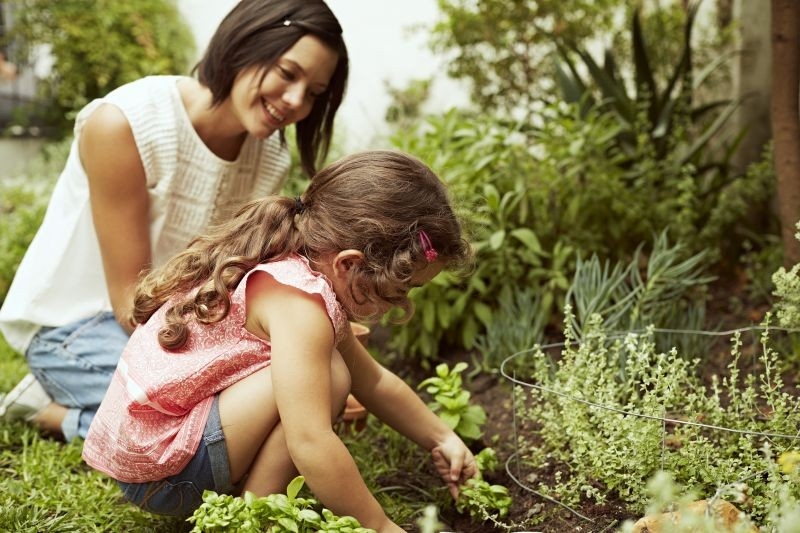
[82, 255, 348, 483]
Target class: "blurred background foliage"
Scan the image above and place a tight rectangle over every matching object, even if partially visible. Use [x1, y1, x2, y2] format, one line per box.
[384, 0, 779, 364]
[3, 0, 194, 136]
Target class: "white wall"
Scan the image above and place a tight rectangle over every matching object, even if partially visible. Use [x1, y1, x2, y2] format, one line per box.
[177, 0, 469, 150]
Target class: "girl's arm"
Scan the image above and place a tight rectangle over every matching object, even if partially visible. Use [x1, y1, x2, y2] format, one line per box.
[80, 104, 151, 333]
[251, 277, 402, 532]
[338, 334, 478, 497]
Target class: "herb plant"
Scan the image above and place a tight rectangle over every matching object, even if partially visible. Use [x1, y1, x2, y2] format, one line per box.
[456, 447, 512, 523]
[510, 312, 800, 528]
[188, 476, 375, 533]
[418, 362, 487, 442]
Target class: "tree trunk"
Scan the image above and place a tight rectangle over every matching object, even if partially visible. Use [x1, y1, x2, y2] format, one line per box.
[771, 0, 800, 267]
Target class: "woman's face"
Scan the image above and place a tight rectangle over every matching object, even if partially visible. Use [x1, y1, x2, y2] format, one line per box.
[231, 34, 339, 139]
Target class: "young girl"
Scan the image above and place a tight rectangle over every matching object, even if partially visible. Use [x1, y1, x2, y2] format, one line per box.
[82, 150, 477, 532]
[0, 0, 349, 441]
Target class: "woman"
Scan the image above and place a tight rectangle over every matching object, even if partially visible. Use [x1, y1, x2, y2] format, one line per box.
[0, 0, 349, 442]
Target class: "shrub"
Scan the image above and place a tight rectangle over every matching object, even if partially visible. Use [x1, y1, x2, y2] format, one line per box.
[389, 98, 771, 361]
[6, 0, 194, 136]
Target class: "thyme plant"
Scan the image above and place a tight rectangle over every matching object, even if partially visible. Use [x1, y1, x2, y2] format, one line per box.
[511, 313, 800, 528]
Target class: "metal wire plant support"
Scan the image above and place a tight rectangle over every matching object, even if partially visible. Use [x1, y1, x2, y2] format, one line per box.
[498, 325, 800, 525]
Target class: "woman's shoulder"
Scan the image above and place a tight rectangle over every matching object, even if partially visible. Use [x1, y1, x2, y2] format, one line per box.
[108, 75, 185, 97]
[75, 76, 185, 133]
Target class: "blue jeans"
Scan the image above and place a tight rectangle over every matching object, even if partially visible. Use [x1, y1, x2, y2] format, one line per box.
[25, 312, 128, 442]
[117, 395, 233, 517]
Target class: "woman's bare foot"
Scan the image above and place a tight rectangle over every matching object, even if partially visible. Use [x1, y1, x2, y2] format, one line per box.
[32, 402, 68, 440]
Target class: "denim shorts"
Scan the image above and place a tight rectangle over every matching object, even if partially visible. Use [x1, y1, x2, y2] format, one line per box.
[26, 311, 129, 441]
[117, 395, 233, 518]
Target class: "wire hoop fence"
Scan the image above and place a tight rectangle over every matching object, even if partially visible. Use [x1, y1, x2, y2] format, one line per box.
[498, 325, 800, 525]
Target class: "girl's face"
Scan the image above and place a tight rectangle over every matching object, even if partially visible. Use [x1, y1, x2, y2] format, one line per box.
[335, 259, 444, 322]
[230, 34, 339, 139]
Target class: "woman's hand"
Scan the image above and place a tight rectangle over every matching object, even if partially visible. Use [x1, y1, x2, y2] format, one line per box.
[431, 433, 478, 499]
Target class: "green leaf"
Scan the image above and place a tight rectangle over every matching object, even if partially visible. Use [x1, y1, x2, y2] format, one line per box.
[472, 301, 493, 329]
[277, 517, 300, 532]
[297, 509, 321, 522]
[436, 300, 452, 328]
[461, 316, 479, 348]
[483, 183, 500, 210]
[440, 411, 460, 430]
[510, 227, 542, 253]
[457, 420, 482, 440]
[286, 476, 305, 501]
[452, 361, 468, 374]
[488, 230, 506, 250]
[422, 299, 436, 332]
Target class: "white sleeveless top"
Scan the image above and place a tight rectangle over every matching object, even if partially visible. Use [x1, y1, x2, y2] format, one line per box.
[0, 76, 291, 353]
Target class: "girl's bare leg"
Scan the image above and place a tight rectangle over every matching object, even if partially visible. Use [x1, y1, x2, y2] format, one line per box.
[219, 350, 351, 493]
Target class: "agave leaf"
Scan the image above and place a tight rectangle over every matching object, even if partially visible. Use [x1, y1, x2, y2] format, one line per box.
[631, 7, 659, 122]
[658, 4, 699, 117]
[693, 48, 737, 90]
[575, 47, 635, 122]
[690, 99, 734, 122]
[553, 59, 585, 105]
[677, 96, 743, 165]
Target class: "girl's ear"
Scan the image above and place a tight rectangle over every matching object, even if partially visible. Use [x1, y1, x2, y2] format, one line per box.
[331, 249, 364, 278]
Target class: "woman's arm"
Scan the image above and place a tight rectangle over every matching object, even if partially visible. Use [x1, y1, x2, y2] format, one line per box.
[79, 104, 151, 333]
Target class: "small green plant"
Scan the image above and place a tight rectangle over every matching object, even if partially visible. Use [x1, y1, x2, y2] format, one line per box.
[418, 362, 487, 441]
[474, 447, 499, 473]
[456, 446, 512, 523]
[188, 476, 375, 533]
[456, 477, 512, 521]
[565, 231, 714, 357]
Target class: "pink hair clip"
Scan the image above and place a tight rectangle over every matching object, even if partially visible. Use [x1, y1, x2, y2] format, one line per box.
[419, 230, 438, 263]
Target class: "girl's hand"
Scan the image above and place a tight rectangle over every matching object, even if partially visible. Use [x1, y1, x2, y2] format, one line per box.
[431, 434, 478, 499]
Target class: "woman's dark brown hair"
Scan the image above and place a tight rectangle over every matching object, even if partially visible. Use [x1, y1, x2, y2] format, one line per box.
[133, 150, 472, 351]
[195, 0, 348, 176]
